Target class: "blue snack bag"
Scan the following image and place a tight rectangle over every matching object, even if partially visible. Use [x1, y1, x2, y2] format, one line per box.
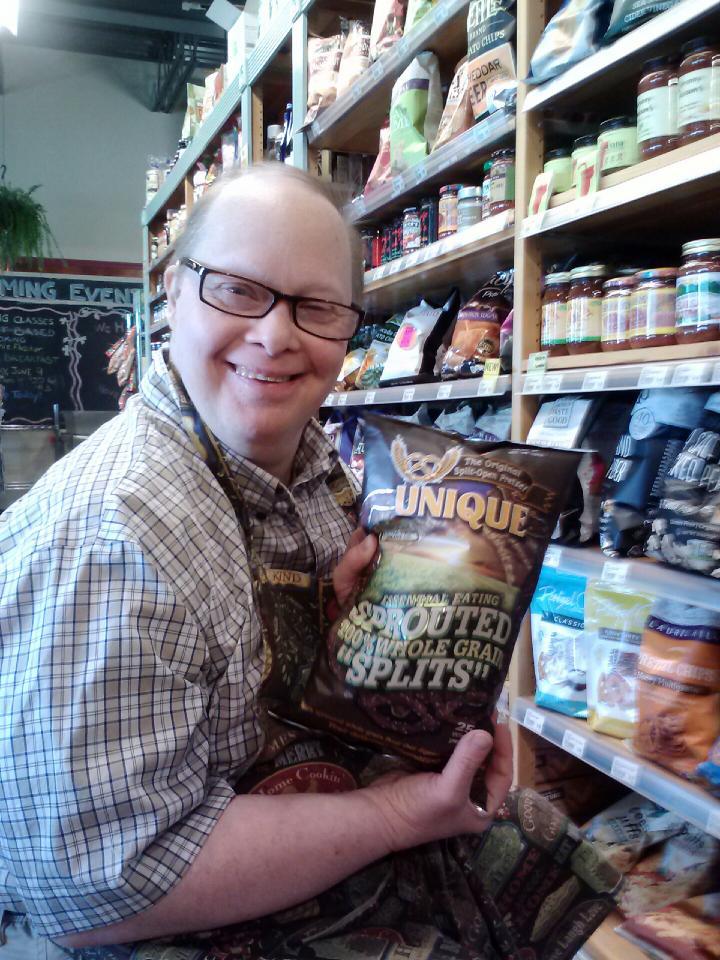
[531, 566, 588, 717]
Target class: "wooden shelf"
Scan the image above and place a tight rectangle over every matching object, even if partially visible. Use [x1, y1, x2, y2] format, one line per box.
[363, 213, 515, 311]
[148, 290, 167, 308]
[523, 0, 720, 114]
[147, 246, 175, 274]
[149, 319, 169, 337]
[322, 374, 511, 408]
[526, 341, 720, 371]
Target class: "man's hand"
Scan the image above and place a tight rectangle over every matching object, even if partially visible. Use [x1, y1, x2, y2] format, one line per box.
[365, 724, 514, 851]
[333, 529, 378, 607]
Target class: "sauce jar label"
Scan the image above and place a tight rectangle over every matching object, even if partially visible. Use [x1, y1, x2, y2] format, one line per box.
[679, 68, 718, 124]
[638, 87, 676, 141]
[635, 288, 676, 336]
[541, 302, 568, 347]
[569, 298, 602, 343]
[676, 272, 720, 327]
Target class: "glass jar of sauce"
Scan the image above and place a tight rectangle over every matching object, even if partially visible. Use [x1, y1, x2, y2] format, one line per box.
[601, 277, 636, 351]
[543, 148, 573, 194]
[541, 272, 570, 357]
[488, 149, 515, 215]
[630, 268, 678, 347]
[457, 187, 484, 231]
[676, 239, 720, 343]
[438, 184, 463, 238]
[567, 264, 608, 354]
[571, 135, 597, 190]
[402, 207, 421, 254]
[678, 37, 720, 145]
[637, 57, 679, 159]
[481, 160, 493, 219]
[597, 117, 639, 174]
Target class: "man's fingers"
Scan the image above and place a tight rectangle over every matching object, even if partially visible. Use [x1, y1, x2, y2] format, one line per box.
[441, 730, 493, 798]
[484, 722, 513, 814]
[347, 528, 366, 549]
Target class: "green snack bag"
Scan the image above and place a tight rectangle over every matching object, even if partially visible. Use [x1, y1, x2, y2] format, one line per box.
[390, 51, 443, 173]
[404, 0, 435, 32]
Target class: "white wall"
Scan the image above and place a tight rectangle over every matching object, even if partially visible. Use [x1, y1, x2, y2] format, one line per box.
[0, 43, 183, 263]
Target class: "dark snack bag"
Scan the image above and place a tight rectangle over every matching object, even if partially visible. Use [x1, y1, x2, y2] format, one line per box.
[302, 413, 582, 768]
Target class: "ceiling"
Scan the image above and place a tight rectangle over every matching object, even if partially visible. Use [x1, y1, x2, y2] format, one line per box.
[2, 0, 241, 110]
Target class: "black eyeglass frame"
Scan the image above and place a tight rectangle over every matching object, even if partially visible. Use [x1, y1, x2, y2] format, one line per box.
[179, 256, 364, 341]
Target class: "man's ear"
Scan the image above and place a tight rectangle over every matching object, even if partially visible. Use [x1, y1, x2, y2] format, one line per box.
[164, 263, 180, 331]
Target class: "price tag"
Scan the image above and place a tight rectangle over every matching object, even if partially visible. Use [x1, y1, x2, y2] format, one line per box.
[706, 808, 720, 839]
[637, 365, 669, 388]
[672, 363, 707, 387]
[436, 383, 453, 399]
[523, 373, 544, 394]
[524, 708, 545, 735]
[337, 393, 348, 406]
[477, 379, 493, 396]
[352, 197, 366, 220]
[410, 161, 428, 186]
[522, 214, 546, 237]
[543, 373, 563, 393]
[528, 351, 549, 373]
[369, 60, 385, 82]
[365, 390, 376, 404]
[402, 387, 416, 402]
[324, 394, 335, 406]
[544, 545, 562, 568]
[601, 560, 628, 585]
[713, 362, 720, 384]
[483, 358, 501, 381]
[562, 729, 586, 758]
[611, 756, 639, 787]
[391, 175, 405, 199]
[432, 3, 446, 26]
[582, 371, 607, 392]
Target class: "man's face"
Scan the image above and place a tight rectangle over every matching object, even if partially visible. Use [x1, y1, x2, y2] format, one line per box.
[164, 176, 352, 475]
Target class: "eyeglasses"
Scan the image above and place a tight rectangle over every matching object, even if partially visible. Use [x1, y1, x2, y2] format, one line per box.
[179, 257, 363, 341]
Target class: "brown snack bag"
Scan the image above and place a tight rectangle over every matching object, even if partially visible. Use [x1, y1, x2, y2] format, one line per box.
[300, 413, 581, 769]
[370, 0, 407, 60]
[633, 599, 720, 779]
[441, 271, 513, 380]
[336, 20, 371, 98]
[304, 33, 344, 126]
[364, 119, 392, 193]
[432, 57, 474, 152]
[617, 895, 720, 960]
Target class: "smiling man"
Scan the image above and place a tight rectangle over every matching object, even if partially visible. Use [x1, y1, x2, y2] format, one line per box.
[0, 165, 512, 959]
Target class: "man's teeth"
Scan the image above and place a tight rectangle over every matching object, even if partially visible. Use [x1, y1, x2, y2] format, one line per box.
[234, 365, 292, 383]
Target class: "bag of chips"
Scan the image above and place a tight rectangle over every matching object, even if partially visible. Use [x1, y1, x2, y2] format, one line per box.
[432, 57, 475, 153]
[379, 290, 460, 387]
[354, 316, 403, 389]
[473, 402, 512, 441]
[618, 833, 720, 916]
[603, 0, 678, 44]
[467, 0, 516, 120]
[633, 600, 720, 779]
[617, 894, 720, 960]
[434, 404, 477, 437]
[364, 119, 392, 193]
[584, 792, 687, 874]
[389, 52, 443, 173]
[531, 567, 588, 718]
[301, 413, 582, 769]
[304, 33, 345, 126]
[370, 0, 407, 59]
[404, 0, 435, 32]
[529, 0, 610, 83]
[697, 736, 720, 793]
[336, 20, 372, 98]
[584, 580, 654, 739]
[441, 271, 513, 380]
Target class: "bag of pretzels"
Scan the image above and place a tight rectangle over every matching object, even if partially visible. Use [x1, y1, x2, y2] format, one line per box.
[301, 413, 582, 770]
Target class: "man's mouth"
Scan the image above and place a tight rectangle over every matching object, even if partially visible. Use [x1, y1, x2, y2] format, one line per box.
[231, 363, 298, 384]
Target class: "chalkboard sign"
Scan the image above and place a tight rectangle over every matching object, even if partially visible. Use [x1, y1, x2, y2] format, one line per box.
[0, 273, 142, 425]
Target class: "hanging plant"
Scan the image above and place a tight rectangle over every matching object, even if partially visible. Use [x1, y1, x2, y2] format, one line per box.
[0, 167, 59, 269]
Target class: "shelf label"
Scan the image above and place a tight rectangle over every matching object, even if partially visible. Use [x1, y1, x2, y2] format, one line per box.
[523, 373, 544, 394]
[524, 708, 545, 735]
[672, 363, 707, 387]
[392, 175, 405, 199]
[601, 560, 628, 585]
[713, 362, 720, 384]
[477, 379, 493, 396]
[337, 393, 348, 406]
[483, 358, 501, 382]
[637, 365, 669, 389]
[561, 729, 586, 759]
[409, 161, 428, 186]
[324, 394, 335, 406]
[582, 371, 607, 392]
[611, 756, 639, 787]
[528, 351, 549, 372]
[543, 373, 563, 393]
[707, 808, 720, 838]
[402, 387, 416, 402]
[436, 383, 453, 399]
[544, 546, 562, 568]
[352, 197, 367, 219]
[364, 390, 376, 404]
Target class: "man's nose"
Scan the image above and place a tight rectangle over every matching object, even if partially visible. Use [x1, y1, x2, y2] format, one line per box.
[244, 297, 300, 354]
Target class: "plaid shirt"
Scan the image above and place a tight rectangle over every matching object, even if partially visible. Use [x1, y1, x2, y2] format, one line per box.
[0, 349, 356, 938]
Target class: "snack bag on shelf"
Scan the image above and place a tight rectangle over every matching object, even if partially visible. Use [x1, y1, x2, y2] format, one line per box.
[584, 792, 687, 874]
[617, 893, 720, 960]
[528, 0, 609, 84]
[633, 599, 720, 780]
[441, 270, 513, 380]
[499, 308, 513, 372]
[646, 391, 720, 578]
[603, 0, 679, 44]
[537, 772, 625, 822]
[433, 403, 477, 437]
[182, 83, 205, 140]
[336, 327, 371, 391]
[467, 0, 516, 120]
[364, 119, 392, 193]
[404, 0, 435, 32]
[697, 736, 720, 794]
[301, 412, 582, 769]
[389, 52, 443, 173]
[599, 388, 708, 558]
[304, 34, 345, 126]
[432, 57, 474, 153]
[527, 397, 599, 450]
[354, 315, 403, 388]
[584, 580, 653, 739]
[473, 402, 512, 441]
[379, 290, 460, 386]
[531, 566, 588, 718]
[370, 0, 407, 60]
[349, 422, 365, 485]
[336, 20, 371, 98]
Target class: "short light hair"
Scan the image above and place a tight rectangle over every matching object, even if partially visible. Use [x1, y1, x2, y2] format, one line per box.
[172, 163, 364, 303]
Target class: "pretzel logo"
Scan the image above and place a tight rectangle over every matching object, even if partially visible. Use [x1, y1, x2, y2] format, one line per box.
[391, 435, 462, 485]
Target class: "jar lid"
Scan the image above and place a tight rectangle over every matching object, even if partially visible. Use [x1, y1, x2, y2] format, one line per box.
[569, 263, 608, 279]
[458, 186, 483, 200]
[682, 238, 720, 256]
[403, 206, 419, 213]
[545, 148, 571, 160]
[572, 134, 597, 150]
[681, 36, 718, 57]
[641, 55, 677, 72]
[491, 148, 515, 160]
[599, 116, 636, 132]
[440, 184, 464, 195]
[635, 267, 679, 281]
[603, 276, 637, 290]
[483, 160, 492, 172]
[544, 271, 570, 284]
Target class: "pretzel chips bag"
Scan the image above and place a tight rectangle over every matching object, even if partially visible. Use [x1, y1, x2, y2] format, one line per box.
[303, 414, 581, 768]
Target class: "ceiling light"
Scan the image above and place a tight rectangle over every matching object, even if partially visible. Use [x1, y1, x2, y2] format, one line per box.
[0, 0, 19, 35]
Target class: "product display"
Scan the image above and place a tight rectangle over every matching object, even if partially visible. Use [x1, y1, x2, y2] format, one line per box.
[467, 0, 517, 119]
[441, 270, 514, 379]
[529, 0, 609, 83]
[369, 0, 407, 59]
[305, 33, 344, 125]
[432, 57, 474, 152]
[389, 51, 443, 173]
[637, 57, 680, 159]
[379, 291, 460, 386]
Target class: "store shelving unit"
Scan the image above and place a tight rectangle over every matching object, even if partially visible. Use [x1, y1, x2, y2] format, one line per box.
[322, 373, 511, 408]
[521, 352, 720, 394]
